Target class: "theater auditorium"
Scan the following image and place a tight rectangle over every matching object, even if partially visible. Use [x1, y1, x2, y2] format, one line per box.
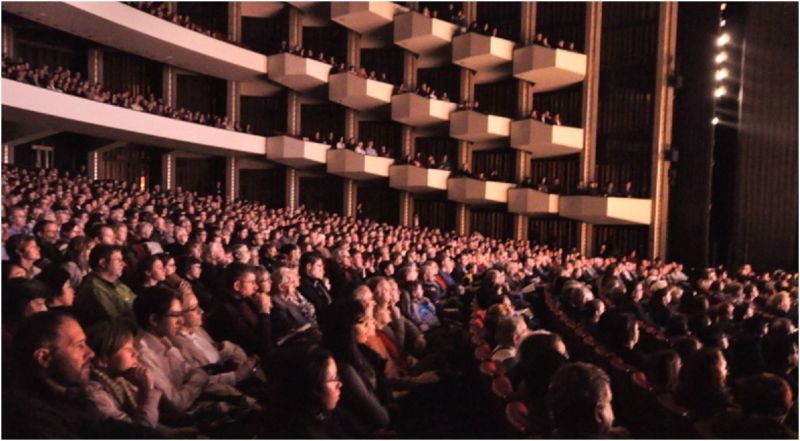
[1, 1, 797, 438]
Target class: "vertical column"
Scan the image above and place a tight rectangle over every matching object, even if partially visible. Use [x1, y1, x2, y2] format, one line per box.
[649, 2, 678, 259]
[3, 144, 15, 165]
[2, 26, 15, 60]
[161, 152, 176, 191]
[162, 66, 177, 109]
[398, 51, 418, 227]
[88, 151, 100, 181]
[227, 2, 242, 44]
[455, 2, 477, 236]
[342, 30, 361, 217]
[513, 2, 537, 241]
[342, 179, 357, 218]
[225, 156, 239, 202]
[164, 2, 177, 14]
[226, 80, 240, 128]
[87, 48, 103, 84]
[284, 7, 304, 209]
[285, 168, 299, 210]
[578, 2, 603, 256]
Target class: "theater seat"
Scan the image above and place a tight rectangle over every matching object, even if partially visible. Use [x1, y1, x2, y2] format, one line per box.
[491, 375, 514, 400]
[474, 343, 492, 361]
[479, 360, 498, 376]
[505, 401, 530, 434]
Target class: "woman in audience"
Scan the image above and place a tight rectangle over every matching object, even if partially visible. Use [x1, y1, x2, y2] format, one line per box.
[134, 254, 167, 293]
[645, 349, 681, 394]
[596, 311, 646, 369]
[2, 278, 50, 345]
[38, 266, 76, 311]
[5, 234, 42, 279]
[675, 347, 735, 418]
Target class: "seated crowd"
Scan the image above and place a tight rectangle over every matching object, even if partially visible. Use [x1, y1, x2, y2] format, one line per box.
[1, 57, 251, 133]
[308, 132, 394, 158]
[127, 2, 243, 47]
[1, 164, 797, 438]
[277, 41, 340, 68]
[394, 82, 452, 102]
[397, 152, 452, 171]
[518, 177, 640, 197]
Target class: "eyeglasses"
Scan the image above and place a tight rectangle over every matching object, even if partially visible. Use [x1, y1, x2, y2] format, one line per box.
[165, 311, 183, 318]
[326, 377, 342, 386]
[183, 305, 201, 313]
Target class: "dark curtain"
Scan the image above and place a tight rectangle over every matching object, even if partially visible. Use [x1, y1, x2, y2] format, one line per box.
[176, 157, 225, 195]
[414, 198, 457, 232]
[240, 168, 285, 207]
[242, 15, 288, 55]
[300, 175, 342, 214]
[470, 209, 514, 240]
[530, 154, 580, 193]
[532, 83, 583, 128]
[301, 102, 346, 141]
[303, 25, 348, 64]
[241, 93, 288, 136]
[475, 79, 518, 118]
[360, 47, 404, 86]
[100, 146, 162, 188]
[535, 2, 586, 52]
[415, 137, 458, 163]
[593, 226, 650, 259]
[418, 66, 460, 102]
[102, 51, 162, 97]
[8, 14, 88, 74]
[528, 218, 579, 251]
[476, 2, 522, 42]
[359, 121, 403, 159]
[176, 2, 228, 36]
[472, 150, 515, 182]
[176, 74, 227, 116]
[358, 183, 399, 225]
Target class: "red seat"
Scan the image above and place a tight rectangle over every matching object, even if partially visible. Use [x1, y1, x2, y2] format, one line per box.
[473, 309, 487, 320]
[480, 360, 498, 376]
[492, 375, 514, 400]
[474, 343, 492, 361]
[505, 401, 530, 434]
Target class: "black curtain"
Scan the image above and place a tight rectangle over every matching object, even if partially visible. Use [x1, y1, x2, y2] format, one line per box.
[176, 157, 225, 195]
[418, 66, 460, 102]
[528, 218, 579, 251]
[241, 93, 288, 136]
[475, 79, 518, 118]
[532, 83, 583, 128]
[415, 137, 458, 163]
[358, 183, 399, 225]
[360, 47, 404, 85]
[176, 2, 228, 36]
[176, 74, 227, 116]
[8, 13, 88, 74]
[103, 51, 162, 97]
[303, 25, 348, 64]
[240, 168, 285, 207]
[242, 15, 288, 55]
[301, 102, 346, 140]
[470, 209, 514, 240]
[472, 150, 515, 182]
[100, 146, 162, 188]
[530, 154, 580, 193]
[300, 175, 342, 214]
[359, 121, 403, 158]
[414, 198, 457, 232]
[535, 2, 586, 51]
[476, 2, 522, 42]
[593, 226, 650, 259]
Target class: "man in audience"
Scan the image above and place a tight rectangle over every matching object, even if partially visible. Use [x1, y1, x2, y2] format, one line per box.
[74, 244, 136, 326]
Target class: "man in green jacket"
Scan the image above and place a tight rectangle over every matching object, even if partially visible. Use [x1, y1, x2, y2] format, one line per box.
[74, 244, 136, 326]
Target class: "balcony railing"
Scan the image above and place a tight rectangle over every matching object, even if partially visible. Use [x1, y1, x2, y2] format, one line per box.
[447, 177, 515, 205]
[510, 119, 584, 158]
[331, 2, 408, 35]
[326, 149, 395, 180]
[513, 45, 586, 92]
[266, 136, 329, 168]
[507, 188, 560, 215]
[450, 110, 511, 148]
[389, 165, 450, 192]
[394, 11, 459, 68]
[452, 32, 514, 84]
[559, 196, 652, 225]
[328, 73, 395, 111]
[391, 93, 458, 127]
[267, 53, 331, 93]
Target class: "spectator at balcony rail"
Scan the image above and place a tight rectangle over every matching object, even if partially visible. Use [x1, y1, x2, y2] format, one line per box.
[438, 155, 453, 171]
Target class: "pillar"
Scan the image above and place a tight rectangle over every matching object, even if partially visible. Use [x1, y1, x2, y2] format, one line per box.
[343, 179, 357, 218]
[285, 168, 299, 210]
[226, 80, 240, 127]
[227, 2, 242, 44]
[398, 49, 418, 227]
[455, 4, 476, 236]
[3, 144, 14, 165]
[161, 151, 176, 191]
[87, 48, 103, 84]
[578, 2, 603, 256]
[649, 2, 679, 259]
[513, 2, 537, 242]
[399, 192, 413, 227]
[162, 66, 177, 108]
[87, 141, 126, 181]
[342, 30, 361, 218]
[3, 26, 15, 60]
[225, 156, 239, 202]
[164, 2, 177, 14]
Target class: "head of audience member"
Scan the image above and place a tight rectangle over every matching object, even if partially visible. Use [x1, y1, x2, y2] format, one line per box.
[136, 254, 166, 290]
[6, 234, 40, 272]
[596, 311, 639, 351]
[89, 223, 116, 246]
[547, 362, 616, 437]
[65, 236, 95, 272]
[177, 256, 202, 281]
[763, 332, 799, 377]
[34, 220, 59, 246]
[645, 349, 681, 394]
[484, 302, 514, 347]
[178, 290, 205, 333]
[133, 286, 183, 338]
[38, 267, 75, 309]
[272, 266, 300, 299]
[225, 262, 258, 299]
[3, 278, 50, 327]
[89, 244, 126, 283]
[321, 299, 374, 369]
[735, 373, 794, 423]
[230, 243, 252, 265]
[675, 347, 730, 415]
[517, 331, 568, 396]
[11, 311, 95, 388]
[85, 319, 139, 378]
[301, 252, 325, 281]
[495, 315, 528, 349]
[253, 265, 273, 296]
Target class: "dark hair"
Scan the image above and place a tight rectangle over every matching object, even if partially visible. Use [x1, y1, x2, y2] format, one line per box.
[664, 314, 689, 338]
[518, 332, 568, 398]
[675, 347, 730, 416]
[547, 362, 613, 436]
[87, 223, 112, 241]
[671, 336, 702, 361]
[320, 299, 367, 372]
[132, 286, 180, 329]
[36, 267, 71, 301]
[2, 278, 51, 323]
[88, 244, 123, 270]
[11, 311, 75, 378]
[735, 373, 793, 418]
[135, 254, 162, 287]
[176, 256, 201, 278]
[596, 311, 638, 350]
[33, 219, 56, 237]
[270, 344, 334, 423]
[64, 236, 94, 263]
[225, 262, 256, 290]
[645, 350, 681, 394]
[85, 319, 136, 362]
[6, 234, 36, 263]
[300, 252, 323, 275]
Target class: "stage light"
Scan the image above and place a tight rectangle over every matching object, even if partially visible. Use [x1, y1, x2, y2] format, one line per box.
[717, 33, 730, 47]
[714, 86, 727, 98]
[712, 117, 720, 125]
[715, 52, 728, 64]
[720, 3, 727, 11]
[715, 68, 729, 81]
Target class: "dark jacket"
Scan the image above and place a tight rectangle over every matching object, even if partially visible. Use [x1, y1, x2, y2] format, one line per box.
[206, 292, 273, 360]
[299, 275, 332, 316]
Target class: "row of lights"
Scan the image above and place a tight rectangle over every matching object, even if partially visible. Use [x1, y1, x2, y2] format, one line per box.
[712, 2, 731, 125]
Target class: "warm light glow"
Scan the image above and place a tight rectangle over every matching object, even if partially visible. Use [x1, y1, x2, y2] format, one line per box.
[720, 19, 727, 27]
[714, 86, 727, 98]
[715, 68, 729, 81]
[716, 33, 730, 47]
[712, 117, 720, 125]
[720, 3, 727, 11]
[715, 52, 728, 63]
[139, 174, 147, 191]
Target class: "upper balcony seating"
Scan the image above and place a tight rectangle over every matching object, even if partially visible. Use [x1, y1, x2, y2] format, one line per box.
[510, 119, 584, 158]
[328, 73, 395, 111]
[394, 11, 459, 68]
[452, 32, 515, 84]
[447, 177, 515, 205]
[267, 53, 331, 93]
[450, 110, 511, 149]
[2, 79, 265, 156]
[507, 188, 560, 215]
[559, 195, 652, 225]
[326, 149, 395, 180]
[2, 2, 268, 81]
[265, 136, 329, 168]
[513, 45, 587, 92]
[389, 165, 450, 192]
[331, 2, 409, 35]
[391, 93, 458, 127]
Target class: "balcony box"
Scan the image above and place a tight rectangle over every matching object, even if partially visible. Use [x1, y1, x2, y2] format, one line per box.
[329, 73, 394, 111]
[447, 177, 514, 205]
[450, 111, 511, 146]
[331, 2, 407, 35]
[392, 93, 458, 127]
[389, 165, 450, 192]
[267, 53, 331, 93]
[513, 45, 587, 92]
[452, 33, 514, 84]
[2, 79, 265, 156]
[508, 188, 560, 215]
[326, 149, 395, 180]
[394, 12, 459, 56]
[266, 136, 329, 168]
[510, 119, 583, 158]
[559, 196, 652, 225]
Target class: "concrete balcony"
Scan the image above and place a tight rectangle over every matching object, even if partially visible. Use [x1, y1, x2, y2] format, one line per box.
[391, 93, 458, 127]
[449, 111, 511, 149]
[394, 11, 459, 68]
[507, 188, 560, 215]
[513, 45, 587, 92]
[3, 2, 268, 81]
[1, 79, 266, 156]
[328, 73, 394, 111]
[452, 32, 514, 84]
[331, 2, 408, 35]
[559, 196, 652, 225]
[265, 136, 329, 168]
[510, 119, 584, 158]
[447, 177, 515, 205]
[267, 53, 331, 93]
[389, 165, 450, 192]
[326, 149, 395, 180]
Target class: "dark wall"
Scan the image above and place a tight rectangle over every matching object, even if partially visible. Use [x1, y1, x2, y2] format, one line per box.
[241, 93, 288, 136]
[176, 74, 227, 116]
[5, 12, 89, 74]
[103, 51, 163, 97]
[240, 168, 285, 207]
[242, 15, 288, 55]
[300, 175, 342, 214]
[358, 182, 399, 225]
[414, 198, 457, 232]
[528, 218, 579, 251]
[176, 157, 225, 195]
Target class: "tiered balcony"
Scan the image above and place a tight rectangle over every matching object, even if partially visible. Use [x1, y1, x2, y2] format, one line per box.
[513, 45, 587, 92]
[2, 2, 268, 81]
[449, 111, 511, 149]
[447, 177, 515, 205]
[510, 119, 584, 158]
[559, 196, 652, 225]
[394, 11, 459, 68]
[326, 149, 395, 180]
[331, 2, 408, 35]
[391, 93, 458, 127]
[265, 136, 329, 168]
[389, 165, 450, 192]
[1, 79, 266, 155]
[507, 188, 560, 215]
[452, 33, 515, 84]
[267, 53, 331, 93]
[328, 73, 395, 111]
